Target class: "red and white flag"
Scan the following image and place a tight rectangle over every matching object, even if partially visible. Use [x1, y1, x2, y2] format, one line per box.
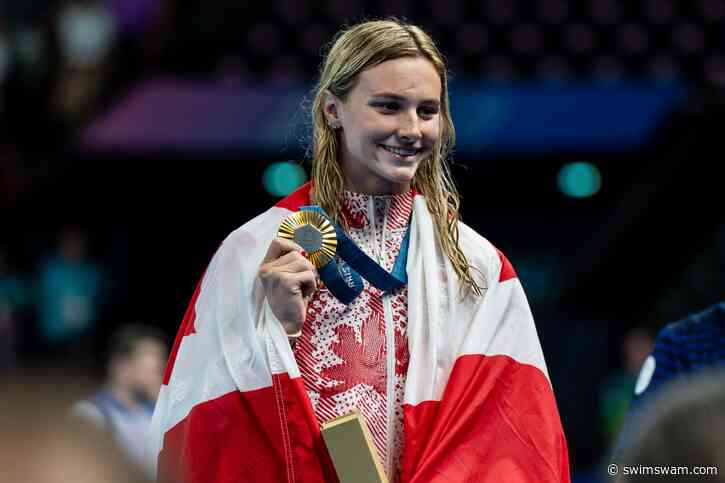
[148, 183, 570, 482]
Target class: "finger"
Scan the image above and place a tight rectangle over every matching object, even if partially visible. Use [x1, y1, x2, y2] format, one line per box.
[266, 250, 315, 272]
[262, 237, 304, 264]
[269, 255, 317, 275]
[289, 271, 318, 298]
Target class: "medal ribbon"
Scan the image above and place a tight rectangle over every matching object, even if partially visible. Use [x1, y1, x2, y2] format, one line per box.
[300, 205, 410, 305]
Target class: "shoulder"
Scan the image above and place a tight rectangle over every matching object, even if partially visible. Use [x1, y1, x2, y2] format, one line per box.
[71, 399, 106, 427]
[658, 303, 725, 343]
[634, 307, 724, 398]
[671, 302, 725, 336]
[653, 302, 725, 361]
[457, 220, 518, 284]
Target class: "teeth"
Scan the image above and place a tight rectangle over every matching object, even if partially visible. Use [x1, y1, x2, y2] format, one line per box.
[381, 145, 417, 156]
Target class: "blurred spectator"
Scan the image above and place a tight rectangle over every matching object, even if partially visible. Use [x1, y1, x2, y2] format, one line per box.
[0, 245, 29, 370]
[73, 323, 168, 469]
[1, 368, 152, 483]
[53, 0, 117, 126]
[56, 0, 117, 70]
[37, 226, 104, 355]
[619, 370, 725, 482]
[599, 327, 654, 446]
[614, 301, 725, 460]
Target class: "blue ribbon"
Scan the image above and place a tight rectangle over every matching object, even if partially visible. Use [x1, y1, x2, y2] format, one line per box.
[300, 205, 410, 305]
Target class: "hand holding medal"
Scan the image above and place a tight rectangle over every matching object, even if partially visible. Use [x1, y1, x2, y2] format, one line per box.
[259, 211, 337, 339]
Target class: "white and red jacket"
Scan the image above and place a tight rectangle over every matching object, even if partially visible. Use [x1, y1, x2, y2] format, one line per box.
[148, 182, 571, 483]
[296, 189, 414, 480]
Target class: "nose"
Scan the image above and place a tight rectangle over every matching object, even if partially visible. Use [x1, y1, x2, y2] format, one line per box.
[398, 110, 423, 144]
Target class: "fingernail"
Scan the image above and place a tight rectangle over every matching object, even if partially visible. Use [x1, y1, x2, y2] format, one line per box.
[300, 250, 307, 257]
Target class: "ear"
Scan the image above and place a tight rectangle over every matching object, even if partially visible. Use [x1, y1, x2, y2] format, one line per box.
[322, 89, 343, 129]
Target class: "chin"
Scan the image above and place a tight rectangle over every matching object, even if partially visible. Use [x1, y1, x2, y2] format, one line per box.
[382, 170, 417, 190]
[389, 164, 419, 180]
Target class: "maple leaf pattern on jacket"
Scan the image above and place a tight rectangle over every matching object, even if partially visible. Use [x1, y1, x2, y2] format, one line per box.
[293, 190, 413, 480]
[319, 299, 386, 398]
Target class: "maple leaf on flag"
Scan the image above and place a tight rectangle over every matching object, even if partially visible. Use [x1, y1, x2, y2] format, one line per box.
[319, 309, 387, 398]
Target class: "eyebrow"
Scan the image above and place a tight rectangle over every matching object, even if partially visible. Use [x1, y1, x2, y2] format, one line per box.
[369, 92, 440, 105]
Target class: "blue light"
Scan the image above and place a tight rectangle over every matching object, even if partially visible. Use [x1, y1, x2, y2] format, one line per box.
[557, 162, 602, 198]
[263, 162, 308, 197]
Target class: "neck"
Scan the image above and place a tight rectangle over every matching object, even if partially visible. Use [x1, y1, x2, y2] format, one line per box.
[343, 172, 410, 195]
[341, 159, 411, 195]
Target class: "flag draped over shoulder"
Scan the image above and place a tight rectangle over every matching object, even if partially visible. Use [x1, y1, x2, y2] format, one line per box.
[148, 183, 570, 483]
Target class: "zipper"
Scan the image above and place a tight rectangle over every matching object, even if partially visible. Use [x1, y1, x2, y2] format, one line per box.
[368, 196, 395, 482]
[381, 202, 396, 482]
[383, 293, 395, 481]
[369, 196, 397, 481]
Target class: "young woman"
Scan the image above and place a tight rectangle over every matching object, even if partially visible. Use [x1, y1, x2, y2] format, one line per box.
[149, 19, 570, 483]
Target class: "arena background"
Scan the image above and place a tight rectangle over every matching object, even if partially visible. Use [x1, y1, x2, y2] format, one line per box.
[1, 1, 723, 481]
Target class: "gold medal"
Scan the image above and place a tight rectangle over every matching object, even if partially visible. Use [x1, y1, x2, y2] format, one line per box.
[277, 211, 337, 268]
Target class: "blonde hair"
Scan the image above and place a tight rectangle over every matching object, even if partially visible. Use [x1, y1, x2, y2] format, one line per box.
[310, 19, 484, 297]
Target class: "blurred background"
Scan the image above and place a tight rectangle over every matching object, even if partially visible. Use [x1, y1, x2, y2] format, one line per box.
[1, 0, 723, 481]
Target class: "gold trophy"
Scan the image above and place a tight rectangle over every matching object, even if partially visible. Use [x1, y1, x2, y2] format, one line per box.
[321, 410, 388, 483]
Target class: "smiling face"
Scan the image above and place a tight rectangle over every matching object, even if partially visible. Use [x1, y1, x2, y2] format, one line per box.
[324, 56, 442, 194]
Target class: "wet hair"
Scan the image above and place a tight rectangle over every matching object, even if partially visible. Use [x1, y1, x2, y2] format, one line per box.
[310, 18, 484, 297]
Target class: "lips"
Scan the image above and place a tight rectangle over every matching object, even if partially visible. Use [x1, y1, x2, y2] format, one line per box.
[379, 144, 419, 157]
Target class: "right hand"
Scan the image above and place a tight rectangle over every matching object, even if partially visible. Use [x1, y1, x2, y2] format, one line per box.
[259, 237, 318, 335]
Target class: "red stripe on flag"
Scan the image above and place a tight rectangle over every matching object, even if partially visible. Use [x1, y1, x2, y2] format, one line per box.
[275, 182, 313, 211]
[496, 248, 517, 282]
[158, 374, 337, 483]
[163, 274, 204, 385]
[400, 354, 570, 483]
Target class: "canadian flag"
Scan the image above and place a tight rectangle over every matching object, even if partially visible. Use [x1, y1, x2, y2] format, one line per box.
[148, 183, 571, 483]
